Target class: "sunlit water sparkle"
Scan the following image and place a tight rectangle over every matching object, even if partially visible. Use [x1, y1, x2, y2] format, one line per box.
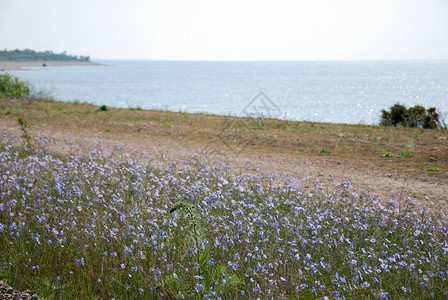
[9, 60, 448, 124]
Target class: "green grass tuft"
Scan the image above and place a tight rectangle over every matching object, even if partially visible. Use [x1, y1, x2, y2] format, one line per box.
[320, 147, 331, 154]
[397, 150, 414, 158]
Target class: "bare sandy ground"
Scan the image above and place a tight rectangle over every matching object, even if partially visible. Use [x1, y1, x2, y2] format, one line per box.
[0, 60, 99, 71]
[1, 116, 447, 211]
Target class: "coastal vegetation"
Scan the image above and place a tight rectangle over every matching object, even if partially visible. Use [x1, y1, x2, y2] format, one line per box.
[0, 73, 30, 98]
[0, 49, 90, 62]
[380, 103, 445, 129]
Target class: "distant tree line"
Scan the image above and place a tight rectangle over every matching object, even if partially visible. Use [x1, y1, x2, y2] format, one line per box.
[0, 49, 90, 62]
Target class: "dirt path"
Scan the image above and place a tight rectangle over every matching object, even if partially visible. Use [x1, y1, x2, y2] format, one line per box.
[1, 115, 446, 211]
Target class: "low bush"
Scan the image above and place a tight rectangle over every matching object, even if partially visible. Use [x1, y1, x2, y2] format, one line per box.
[380, 103, 443, 129]
[98, 104, 108, 112]
[0, 73, 31, 98]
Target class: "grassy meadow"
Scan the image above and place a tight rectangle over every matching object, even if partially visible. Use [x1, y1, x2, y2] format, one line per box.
[0, 97, 447, 299]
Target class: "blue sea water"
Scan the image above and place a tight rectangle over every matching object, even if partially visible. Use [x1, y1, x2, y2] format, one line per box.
[8, 60, 448, 124]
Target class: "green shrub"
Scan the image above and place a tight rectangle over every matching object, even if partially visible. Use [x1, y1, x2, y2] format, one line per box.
[0, 73, 31, 98]
[380, 103, 442, 129]
[98, 105, 108, 112]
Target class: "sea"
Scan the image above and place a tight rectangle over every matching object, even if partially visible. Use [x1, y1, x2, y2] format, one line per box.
[8, 60, 448, 125]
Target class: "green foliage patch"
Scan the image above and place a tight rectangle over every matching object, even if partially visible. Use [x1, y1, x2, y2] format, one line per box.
[0, 73, 31, 98]
[98, 105, 109, 112]
[380, 103, 444, 129]
[396, 150, 414, 158]
[320, 147, 331, 154]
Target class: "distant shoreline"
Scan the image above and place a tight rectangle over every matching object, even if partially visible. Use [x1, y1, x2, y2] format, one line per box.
[0, 60, 100, 71]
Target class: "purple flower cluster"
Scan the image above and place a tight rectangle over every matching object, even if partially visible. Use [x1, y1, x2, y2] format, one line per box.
[0, 134, 447, 299]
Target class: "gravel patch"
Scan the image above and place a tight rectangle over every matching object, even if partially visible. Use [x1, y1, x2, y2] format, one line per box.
[0, 282, 43, 300]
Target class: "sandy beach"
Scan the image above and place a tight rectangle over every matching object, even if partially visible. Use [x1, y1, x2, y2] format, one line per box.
[0, 60, 99, 71]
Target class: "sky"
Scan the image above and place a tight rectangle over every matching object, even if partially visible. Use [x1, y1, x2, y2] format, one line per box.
[1, 0, 448, 61]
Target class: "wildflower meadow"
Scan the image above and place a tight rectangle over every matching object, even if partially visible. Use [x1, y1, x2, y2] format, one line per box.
[0, 133, 447, 299]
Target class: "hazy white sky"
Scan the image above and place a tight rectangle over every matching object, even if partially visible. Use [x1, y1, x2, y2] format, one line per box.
[1, 0, 448, 60]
